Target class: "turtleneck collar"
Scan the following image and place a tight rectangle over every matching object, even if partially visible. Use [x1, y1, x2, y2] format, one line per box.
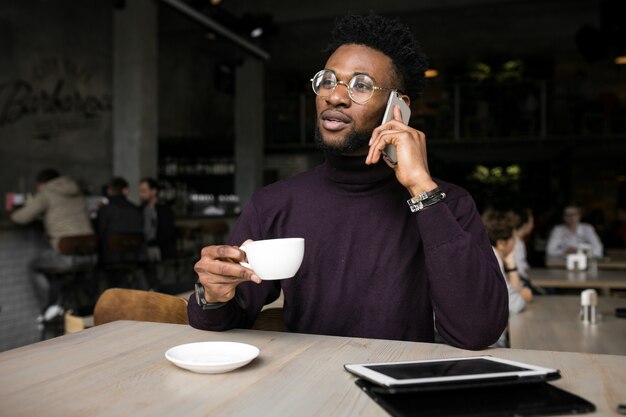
[322, 152, 394, 186]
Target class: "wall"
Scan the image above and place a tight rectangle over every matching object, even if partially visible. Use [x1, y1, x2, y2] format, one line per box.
[0, 0, 113, 211]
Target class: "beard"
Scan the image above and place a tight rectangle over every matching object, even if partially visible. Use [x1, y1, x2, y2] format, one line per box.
[313, 124, 372, 155]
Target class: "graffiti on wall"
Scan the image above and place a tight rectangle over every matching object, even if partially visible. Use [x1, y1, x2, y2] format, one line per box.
[0, 57, 112, 139]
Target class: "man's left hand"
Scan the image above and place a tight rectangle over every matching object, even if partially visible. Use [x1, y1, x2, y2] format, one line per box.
[365, 104, 438, 196]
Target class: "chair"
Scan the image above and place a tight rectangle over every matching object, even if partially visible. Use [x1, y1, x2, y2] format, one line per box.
[252, 307, 284, 332]
[93, 288, 189, 326]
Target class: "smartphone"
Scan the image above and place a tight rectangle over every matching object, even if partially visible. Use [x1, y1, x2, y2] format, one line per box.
[380, 91, 411, 167]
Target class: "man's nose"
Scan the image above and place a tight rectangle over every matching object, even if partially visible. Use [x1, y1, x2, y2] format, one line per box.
[326, 82, 351, 106]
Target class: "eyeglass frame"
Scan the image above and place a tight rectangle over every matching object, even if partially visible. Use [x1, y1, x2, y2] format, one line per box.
[310, 69, 402, 104]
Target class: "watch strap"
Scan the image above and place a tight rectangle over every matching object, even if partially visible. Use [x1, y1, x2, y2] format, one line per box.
[194, 280, 228, 310]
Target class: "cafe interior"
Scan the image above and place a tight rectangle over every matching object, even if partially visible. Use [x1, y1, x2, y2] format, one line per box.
[1, 0, 625, 416]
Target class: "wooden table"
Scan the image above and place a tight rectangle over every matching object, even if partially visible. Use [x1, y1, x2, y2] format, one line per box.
[1, 321, 625, 416]
[530, 267, 626, 295]
[509, 295, 626, 355]
[546, 257, 626, 271]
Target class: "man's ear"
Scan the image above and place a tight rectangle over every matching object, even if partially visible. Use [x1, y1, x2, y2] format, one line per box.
[123, 187, 129, 196]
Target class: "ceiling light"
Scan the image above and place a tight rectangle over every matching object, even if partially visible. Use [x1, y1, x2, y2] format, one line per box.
[615, 56, 626, 65]
[250, 27, 264, 38]
[425, 69, 439, 78]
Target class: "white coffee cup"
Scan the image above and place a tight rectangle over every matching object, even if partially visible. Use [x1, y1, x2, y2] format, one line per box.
[240, 238, 305, 280]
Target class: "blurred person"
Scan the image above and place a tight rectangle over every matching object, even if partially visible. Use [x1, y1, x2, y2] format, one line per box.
[509, 207, 544, 294]
[96, 177, 144, 266]
[483, 210, 533, 314]
[188, 13, 509, 350]
[10, 168, 94, 320]
[546, 205, 603, 258]
[138, 177, 176, 262]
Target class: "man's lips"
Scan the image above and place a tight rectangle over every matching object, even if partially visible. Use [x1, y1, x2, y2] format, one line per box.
[320, 110, 352, 131]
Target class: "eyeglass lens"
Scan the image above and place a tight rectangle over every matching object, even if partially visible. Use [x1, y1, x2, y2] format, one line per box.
[312, 70, 375, 104]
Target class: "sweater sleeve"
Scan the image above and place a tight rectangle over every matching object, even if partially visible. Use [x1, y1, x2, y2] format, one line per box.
[10, 193, 47, 224]
[416, 189, 509, 350]
[187, 199, 281, 331]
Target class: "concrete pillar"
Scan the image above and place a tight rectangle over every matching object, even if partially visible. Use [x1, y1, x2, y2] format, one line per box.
[113, 0, 158, 203]
[235, 58, 264, 205]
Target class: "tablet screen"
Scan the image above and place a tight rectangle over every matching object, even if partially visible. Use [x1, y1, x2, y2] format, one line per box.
[366, 358, 526, 380]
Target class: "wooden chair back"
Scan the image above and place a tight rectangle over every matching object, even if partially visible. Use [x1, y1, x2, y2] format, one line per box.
[106, 233, 144, 253]
[57, 235, 99, 255]
[93, 288, 189, 326]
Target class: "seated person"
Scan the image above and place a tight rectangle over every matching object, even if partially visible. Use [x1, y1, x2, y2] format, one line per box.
[546, 205, 603, 258]
[138, 177, 176, 262]
[96, 177, 144, 266]
[187, 13, 509, 351]
[483, 210, 532, 315]
[10, 169, 94, 321]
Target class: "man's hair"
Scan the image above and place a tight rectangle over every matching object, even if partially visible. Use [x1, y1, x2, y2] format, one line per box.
[325, 13, 429, 101]
[108, 177, 129, 195]
[140, 177, 159, 191]
[482, 210, 514, 246]
[36, 168, 60, 184]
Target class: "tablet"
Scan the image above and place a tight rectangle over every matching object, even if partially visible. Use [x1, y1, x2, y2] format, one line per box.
[344, 356, 560, 392]
[354, 379, 595, 417]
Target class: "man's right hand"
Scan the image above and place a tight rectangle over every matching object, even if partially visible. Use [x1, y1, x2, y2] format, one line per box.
[194, 242, 261, 304]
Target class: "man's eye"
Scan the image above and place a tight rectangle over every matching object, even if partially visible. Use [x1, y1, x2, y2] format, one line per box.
[352, 82, 372, 92]
[320, 79, 335, 89]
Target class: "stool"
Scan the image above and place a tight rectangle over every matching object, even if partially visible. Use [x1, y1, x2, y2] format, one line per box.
[36, 234, 98, 338]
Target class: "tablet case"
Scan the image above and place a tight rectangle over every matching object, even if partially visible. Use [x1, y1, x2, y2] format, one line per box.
[356, 379, 595, 417]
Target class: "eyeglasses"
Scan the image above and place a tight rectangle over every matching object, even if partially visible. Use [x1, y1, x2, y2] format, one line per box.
[310, 69, 396, 104]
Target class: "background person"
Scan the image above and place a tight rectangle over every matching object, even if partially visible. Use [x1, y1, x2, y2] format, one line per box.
[138, 177, 177, 262]
[483, 210, 533, 314]
[96, 177, 144, 268]
[10, 168, 94, 321]
[188, 13, 509, 350]
[546, 204, 603, 258]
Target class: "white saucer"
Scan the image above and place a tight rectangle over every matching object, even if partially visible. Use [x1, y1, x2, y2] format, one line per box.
[165, 341, 260, 374]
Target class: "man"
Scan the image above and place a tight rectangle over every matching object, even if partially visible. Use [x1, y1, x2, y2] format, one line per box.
[190, 14, 508, 350]
[138, 177, 177, 262]
[96, 177, 144, 266]
[10, 169, 94, 319]
[546, 205, 603, 258]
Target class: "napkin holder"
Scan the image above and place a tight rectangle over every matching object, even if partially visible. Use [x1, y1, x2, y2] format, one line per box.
[566, 253, 587, 271]
[580, 289, 598, 324]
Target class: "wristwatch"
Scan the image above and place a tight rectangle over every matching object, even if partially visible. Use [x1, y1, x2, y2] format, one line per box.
[194, 280, 228, 310]
[407, 188, 446, 213]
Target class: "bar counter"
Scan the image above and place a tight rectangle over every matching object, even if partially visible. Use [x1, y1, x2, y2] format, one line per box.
[0, 219, 47, 351]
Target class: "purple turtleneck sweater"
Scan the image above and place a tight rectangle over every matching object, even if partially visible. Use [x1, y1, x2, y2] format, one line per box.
[188, 154, 508, 350]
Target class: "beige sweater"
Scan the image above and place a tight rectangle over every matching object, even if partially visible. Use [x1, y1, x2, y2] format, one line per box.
[11, 176, 94, 250]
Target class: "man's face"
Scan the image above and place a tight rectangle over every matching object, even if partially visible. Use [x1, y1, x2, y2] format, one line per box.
[138, 181, 154, 204]
[314, 44, 398, 155]
[563, 207, 580, 227]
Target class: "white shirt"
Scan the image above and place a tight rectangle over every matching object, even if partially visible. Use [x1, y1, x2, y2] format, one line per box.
[514, 235, 530, 279]
[546, 223, 603, 258]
